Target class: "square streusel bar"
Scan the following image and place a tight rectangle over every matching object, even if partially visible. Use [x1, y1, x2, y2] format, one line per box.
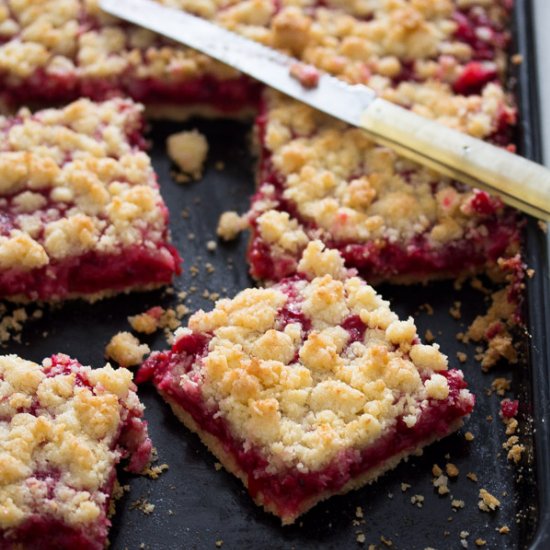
[140, 241, 474, 524]
[0, 353, 152, 549]
[0, 97, 181, 301]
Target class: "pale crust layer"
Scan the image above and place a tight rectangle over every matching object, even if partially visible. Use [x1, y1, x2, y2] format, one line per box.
[162, 392, 464, 525]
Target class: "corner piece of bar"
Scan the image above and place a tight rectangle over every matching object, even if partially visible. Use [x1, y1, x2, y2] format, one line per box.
[139, 240, 474, 524]
[0, 353, 152, 550]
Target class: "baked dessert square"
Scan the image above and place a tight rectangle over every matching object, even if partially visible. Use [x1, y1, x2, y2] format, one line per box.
[139, 241, 474, 524]
[0, 353, 152, 550]
[247, 91, 520, 283]
[0, 97, 181, 301]
[0, 0, 515, 133]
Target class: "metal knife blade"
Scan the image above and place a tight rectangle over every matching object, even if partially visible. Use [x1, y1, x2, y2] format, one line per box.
[100, 0, 550, 221]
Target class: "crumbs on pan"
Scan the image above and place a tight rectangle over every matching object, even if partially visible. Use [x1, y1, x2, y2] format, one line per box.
[105, 331, 150, 367]
[167, 130, 209, 181]
[217, 211, 249, 240]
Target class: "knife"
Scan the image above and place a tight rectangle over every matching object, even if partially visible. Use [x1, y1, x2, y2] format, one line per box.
[100, 0, 550, 221]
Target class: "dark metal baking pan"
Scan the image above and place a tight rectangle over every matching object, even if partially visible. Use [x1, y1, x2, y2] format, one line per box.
[5, 0, 549, 548]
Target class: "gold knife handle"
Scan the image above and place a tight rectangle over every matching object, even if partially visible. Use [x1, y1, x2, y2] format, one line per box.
[360, 98, 550, 221]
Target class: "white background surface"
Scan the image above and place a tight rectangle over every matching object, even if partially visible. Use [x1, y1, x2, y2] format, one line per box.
[534, 0, 549, 165]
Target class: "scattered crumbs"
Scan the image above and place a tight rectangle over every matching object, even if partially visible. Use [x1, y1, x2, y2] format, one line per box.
[188, 232, 196, 241]
[445, 463, 459, 478]
[433, 474, 449, 496]
[503, 437, 525, 463]
[420, 303, 434, 315]
[466, 472, 478, 482]
[190, 265, 199, 277]
[368, 546, 376, 550]
[105, 331, 150, 367]
[0, 306, 32, 345]
[511, 53, 523, 64]
[456, 332, 467, 343]
[167, 129, 208, 180]
[144, 463, 169, 480]
[387, 492, 393, 499]
[130, 498, 156, 515]
[451, 499, 465, 509]
[432, 464, 443, 477]
[424, 329, 435, 343]
[215, 540, 224, 548]
[504, 417, 519, 436]
[168, 509, 174, 515]
[449, 301, 461, 319]
[498, 525, 510, 535]
[526, 268, 535, 278]
[456, 351, 467, 363]
[129, 306, 165, 334]
[410, 494, 424, 508]
[181, 208, 190, 219]
[475, 538, 487, 547]
[400, 482, 411, 492]
[356, 532, 366, 544]
[478, 488, 501, 512]
[217, 211, 248, 240]
[491, 377, 511, 396]
[486, 415, 493, 423]
[214, 462, 223, 471]
[215, 160, 225, 171]
[465, 431, 475, 441]
[355, 506, 364, 519]
[460, 531, 469, 549]
[205, 262, 215, 274]
[380, 535, 393, 547]
[206, 240, 217, 251]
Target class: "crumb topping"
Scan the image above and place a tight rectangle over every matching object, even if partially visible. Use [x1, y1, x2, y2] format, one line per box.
[172, 241, 471, 471]
[0, 98, 168, 274]
[0, 353, 147, 530]
[217, 211, 248, 241]
[254, 91, 507, 255]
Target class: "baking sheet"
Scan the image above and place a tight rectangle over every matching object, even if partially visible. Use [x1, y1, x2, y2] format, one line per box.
[5, 0, 549, 548]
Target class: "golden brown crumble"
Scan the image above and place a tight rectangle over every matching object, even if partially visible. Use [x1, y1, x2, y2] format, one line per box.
[105, 331, 150, 367]
[478, 488, 500, 512]
[0, 355, 143, 530]
[216, 211, 248, 240]
[171, 240, 471, 471]
[167, 130, 208, 180]
[0, 99, 168, 280]
[445, 463, 459, 478]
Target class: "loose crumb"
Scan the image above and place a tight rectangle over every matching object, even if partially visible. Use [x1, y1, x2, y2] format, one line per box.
[355, 506, 364, 519]
[167, 129, 208, 180]
[498, 525, 510, 534]
[105, 332, 150, 367]
[478, 489, 500, 512]
[206, 240, 217, 251]
[424, 329, 435, 342]
[215, 540, 224, 547]
[356, 532, 366, 544]
[400, 483, 411, 492]
[451, 499, 465, 509]
[143, 463, 169, 480]
[449, 301, 461, 319]
[446, 463, 459, 478]
[130, 498, 155, 515]
[217, 211, 248, 240]
[466, 472, 478, 482]
[411, 494, 424, 508]
[465, 432, 475, 441]
[456, 351, 467, 363]
[475, 539, 486, 546]
[491, 377, 511, 396]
